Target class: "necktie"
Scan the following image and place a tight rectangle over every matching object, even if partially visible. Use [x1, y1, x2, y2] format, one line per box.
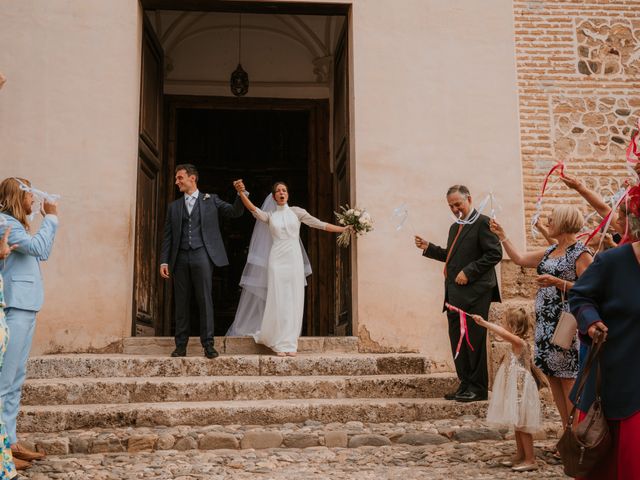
[443, 223, 464, 279]
[187, 196, 195, 215]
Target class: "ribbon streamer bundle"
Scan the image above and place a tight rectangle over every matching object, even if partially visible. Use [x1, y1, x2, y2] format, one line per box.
[392, 203, 416, 234]
[530, 161, 565, 238]
[14, 178, 61, 204]
[444, 302, 474, 359]
[578, 187, 629, 251]
[452, 192, 501, 225]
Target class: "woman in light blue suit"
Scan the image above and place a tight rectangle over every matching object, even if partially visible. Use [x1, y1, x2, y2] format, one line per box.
[0, 177, 58, 467]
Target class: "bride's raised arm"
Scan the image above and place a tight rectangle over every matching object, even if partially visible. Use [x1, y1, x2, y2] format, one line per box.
[234, 180, 269, 223]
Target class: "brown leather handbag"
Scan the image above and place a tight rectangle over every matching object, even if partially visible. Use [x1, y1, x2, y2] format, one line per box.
[556, 331, 611, 477]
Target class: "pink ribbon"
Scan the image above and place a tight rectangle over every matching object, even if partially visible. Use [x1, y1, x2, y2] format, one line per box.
[445, 303, 474, 359]
[627, 120, 640, 165]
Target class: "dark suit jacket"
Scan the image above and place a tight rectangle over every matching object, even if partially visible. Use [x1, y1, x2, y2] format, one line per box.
[160, 193, 244, 271]
[423, 212, 502, 310]
[569, 244, 640, 420]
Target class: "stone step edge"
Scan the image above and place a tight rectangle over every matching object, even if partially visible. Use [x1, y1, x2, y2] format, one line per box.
[20, 420, 563, 456]
[25, 372, 456, 385]
[22, 373, 458, 406]
[18, 398, 487, 433]
[26, 353, 435, 379]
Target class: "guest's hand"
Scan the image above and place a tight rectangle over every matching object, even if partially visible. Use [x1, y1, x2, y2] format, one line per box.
[414, 235, 429, 250]
[489, 219, 506, 240]
[455, 271, 468, 285]
[535, 274, 558, 288]
[160, 265, 170, 279]
[42, 200, 58, 216]
[588, 321, 608, 341]
[560, 174, 583, 192]
[0, 227, 18, 260]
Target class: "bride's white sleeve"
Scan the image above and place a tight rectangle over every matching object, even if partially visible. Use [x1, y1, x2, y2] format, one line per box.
[252, 207, 270, 223]
[291, 207, 328, 230]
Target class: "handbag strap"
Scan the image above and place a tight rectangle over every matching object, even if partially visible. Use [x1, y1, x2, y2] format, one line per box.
[567, 330, 605, 425]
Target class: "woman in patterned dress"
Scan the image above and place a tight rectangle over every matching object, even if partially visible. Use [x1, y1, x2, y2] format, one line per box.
[0, 227, 17, 479]
[490, 205, 592, 428]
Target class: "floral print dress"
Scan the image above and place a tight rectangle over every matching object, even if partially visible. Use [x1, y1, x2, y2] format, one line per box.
[534, 242, 589, 379]
[0, 275, 16, 479]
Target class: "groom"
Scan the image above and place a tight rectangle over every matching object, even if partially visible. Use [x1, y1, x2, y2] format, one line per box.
[160, 164, 245, 358]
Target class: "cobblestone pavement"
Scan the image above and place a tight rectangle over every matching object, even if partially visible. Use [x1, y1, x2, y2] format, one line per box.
[21, 440, 567, 480]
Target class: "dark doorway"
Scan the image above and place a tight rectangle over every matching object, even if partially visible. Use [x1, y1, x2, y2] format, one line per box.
[159, 96, 339, 338]
[175, 107, 310, 335]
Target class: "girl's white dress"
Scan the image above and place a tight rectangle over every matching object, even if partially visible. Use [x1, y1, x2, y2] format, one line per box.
[487, 344, 542, 434]
[251, 204, 327, 352]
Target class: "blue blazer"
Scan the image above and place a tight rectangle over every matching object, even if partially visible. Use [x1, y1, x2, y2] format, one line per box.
[0, 214, 58, 312]
[569, 244, 640, 420]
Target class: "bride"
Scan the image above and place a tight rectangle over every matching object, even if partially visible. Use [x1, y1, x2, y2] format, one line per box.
[227, 180, 349, 356]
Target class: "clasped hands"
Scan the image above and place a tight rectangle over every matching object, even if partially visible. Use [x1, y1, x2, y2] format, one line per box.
[233, 179, 246, 194]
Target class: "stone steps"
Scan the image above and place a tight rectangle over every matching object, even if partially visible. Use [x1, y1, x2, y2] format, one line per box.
[22, 373, 458, 406]
[123, 336, 360, 355]
[21, 417, 562, 456]
[26, 353, 431, 379]
[18, 398, 488, 433]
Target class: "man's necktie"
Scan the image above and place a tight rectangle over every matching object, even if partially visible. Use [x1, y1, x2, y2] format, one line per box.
[443, 223, 464, 279]
[187, 196, 195, 215]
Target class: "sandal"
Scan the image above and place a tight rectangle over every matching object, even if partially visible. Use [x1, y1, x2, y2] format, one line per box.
[286, 352, 297, 357]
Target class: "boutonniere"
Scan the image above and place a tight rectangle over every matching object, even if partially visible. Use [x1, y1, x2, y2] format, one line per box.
[203, 194, 211, 201]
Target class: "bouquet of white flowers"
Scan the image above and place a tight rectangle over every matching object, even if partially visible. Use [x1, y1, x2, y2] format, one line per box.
[334, 205, 373, 247]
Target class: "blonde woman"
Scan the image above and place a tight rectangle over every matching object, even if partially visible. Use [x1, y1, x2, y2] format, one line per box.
[0, 177, 58, 469]
[490, 206, 592, 429]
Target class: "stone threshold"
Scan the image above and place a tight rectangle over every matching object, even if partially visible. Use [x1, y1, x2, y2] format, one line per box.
[123, 336, 362, 355]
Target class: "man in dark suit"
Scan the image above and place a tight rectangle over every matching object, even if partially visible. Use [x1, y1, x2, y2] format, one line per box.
[415, 185, 502, 402]
[160, 164, 245, 358]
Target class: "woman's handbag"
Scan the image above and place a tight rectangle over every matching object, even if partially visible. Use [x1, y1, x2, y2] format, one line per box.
[556, 331, 611, 478]
[551, 284, 578, 350]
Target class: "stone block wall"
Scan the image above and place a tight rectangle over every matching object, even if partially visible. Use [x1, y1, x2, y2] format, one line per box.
[513, 0, 640, 247]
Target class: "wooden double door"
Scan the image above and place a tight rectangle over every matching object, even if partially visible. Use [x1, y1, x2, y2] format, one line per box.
[133, 21, 352, 338]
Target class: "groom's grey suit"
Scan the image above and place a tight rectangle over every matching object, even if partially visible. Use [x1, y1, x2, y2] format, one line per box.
[160, 191, 244, 348]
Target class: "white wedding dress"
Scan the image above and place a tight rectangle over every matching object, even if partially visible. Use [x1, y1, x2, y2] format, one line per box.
[252, 204, 326, 352]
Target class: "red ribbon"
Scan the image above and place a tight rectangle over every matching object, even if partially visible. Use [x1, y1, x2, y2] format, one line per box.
[579, 187, 630, 247]
[627, 120, 640, 165]
[537, 161, 565, 202]
[445, 302, 474, 359]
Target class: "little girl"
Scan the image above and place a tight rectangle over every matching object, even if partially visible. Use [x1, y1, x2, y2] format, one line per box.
[471, 307, 543, 473]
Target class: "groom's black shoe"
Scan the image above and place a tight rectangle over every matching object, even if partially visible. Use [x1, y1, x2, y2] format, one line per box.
[455, 390, 488, 403]
[444, 385, 466, 401]
[204, 344, 219, 359]
[171, 346, 187, 358]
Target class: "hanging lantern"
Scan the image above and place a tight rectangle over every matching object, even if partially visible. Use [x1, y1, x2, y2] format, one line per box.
[230, 63, 249, 96]
[230, 14, 249, 97]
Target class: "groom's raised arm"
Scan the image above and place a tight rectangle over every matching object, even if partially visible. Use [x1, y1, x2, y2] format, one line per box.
[215, 193, 245, 218]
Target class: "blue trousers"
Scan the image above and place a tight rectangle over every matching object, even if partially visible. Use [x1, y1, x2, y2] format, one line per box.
[0, 308, 36, 444]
